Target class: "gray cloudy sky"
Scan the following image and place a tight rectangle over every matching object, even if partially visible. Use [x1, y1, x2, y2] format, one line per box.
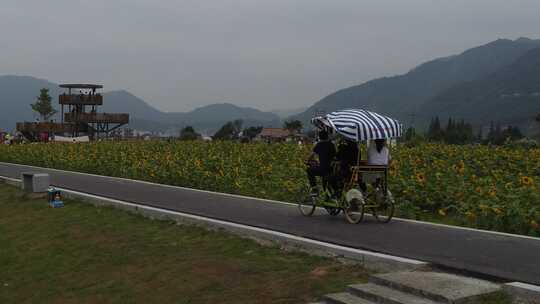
[1, 0, 539, 112]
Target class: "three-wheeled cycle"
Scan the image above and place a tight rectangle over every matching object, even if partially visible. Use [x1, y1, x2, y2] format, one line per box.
[298, 109, 402, 224]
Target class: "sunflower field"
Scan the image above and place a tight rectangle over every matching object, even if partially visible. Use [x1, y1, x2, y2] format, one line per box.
[0, 141, 538, 236]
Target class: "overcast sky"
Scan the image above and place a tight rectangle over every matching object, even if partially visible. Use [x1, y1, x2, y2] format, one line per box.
[1, 0, 539, 112]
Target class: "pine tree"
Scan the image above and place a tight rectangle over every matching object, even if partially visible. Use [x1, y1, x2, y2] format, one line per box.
[31, 88, 57, 121]
[283, 120, 303, 134]
[445, 117, 454, 144]
[213, 119, 243, 140]
[477, 127, 483, 142]
[434, 116, 441, 140]
[494, 123, 503, 145]
[179, 126, 200, 140]
[487, 121, 495, 144]
[427, 118, 434, 139]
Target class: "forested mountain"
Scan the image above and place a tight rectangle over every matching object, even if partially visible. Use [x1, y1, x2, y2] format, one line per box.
[292, 38, 540, 130]
[419, 47, 540, 132]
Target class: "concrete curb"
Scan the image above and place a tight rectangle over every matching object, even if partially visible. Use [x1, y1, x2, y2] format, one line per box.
[503, 282, 540, 304]
[59, 187, 428, 273]
[0, 174, 426, 273]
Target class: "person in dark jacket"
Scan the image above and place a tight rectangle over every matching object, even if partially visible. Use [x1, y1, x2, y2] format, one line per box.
[336, 138, 359, 182]
[306, 130, 336, 192]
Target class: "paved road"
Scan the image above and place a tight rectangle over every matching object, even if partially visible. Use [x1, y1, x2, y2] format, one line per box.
[1, 162, 539, 285]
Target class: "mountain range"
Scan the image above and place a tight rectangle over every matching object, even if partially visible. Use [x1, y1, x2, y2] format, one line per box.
[291, 37, 540, 134]
[0, 75, 280, 134]
[419, 46, 540, 131]
[2, 37, 540, 136]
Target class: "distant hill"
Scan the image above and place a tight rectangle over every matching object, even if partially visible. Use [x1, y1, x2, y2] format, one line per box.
[270, 106, 309, 118]
[0, 75, 61, 132]
[291, 38, 540, 129]
[102, 90, 168, 123]
[0, 76, 280, 134]
[419, 47, 540, 132]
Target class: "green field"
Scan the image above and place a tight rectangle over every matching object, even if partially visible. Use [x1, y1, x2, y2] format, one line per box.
[0, 141, 539, 236]
[0, 183, 368, 304]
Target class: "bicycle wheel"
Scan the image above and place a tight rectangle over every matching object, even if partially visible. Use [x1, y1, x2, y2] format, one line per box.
[373, 189, 395, 223]
[344, 197, 365, 224]
[298, 195, 317, 216]
[325, 207, 341, 216]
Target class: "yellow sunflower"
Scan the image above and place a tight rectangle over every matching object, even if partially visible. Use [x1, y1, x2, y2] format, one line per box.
[415, 172, 426, 184]
[493, 207, 503, 216]
[521, 176, 534, 186]
[475, 186, 483, 195]
[465, 211, 477, 221]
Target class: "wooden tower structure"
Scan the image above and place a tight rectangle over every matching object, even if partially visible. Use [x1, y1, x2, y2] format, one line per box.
[17, 83, 129, 141]
[59, 84, 129, 138]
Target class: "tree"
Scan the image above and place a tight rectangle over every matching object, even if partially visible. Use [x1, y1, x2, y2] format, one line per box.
[283, 120, 303, 134]
[404, 126, 416, 142]
[501, 125, 523, 141]
[476, 127, 483, 142]
[31, 88, 57, 121]
[242, 126, 263, 140]
[179, 126, 200, 140]
[427, 116, 443, 141]
[232, 119, 243, 134]
[213, 119, 243, 140]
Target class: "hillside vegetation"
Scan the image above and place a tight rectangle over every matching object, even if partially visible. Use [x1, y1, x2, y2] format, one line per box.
[292, 38, 540, 132]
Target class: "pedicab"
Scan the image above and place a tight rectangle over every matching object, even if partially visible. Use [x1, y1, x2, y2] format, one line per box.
[298, 109, 403, 224]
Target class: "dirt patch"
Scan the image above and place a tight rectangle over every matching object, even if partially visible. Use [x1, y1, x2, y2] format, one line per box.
[310, 266, 330, 277]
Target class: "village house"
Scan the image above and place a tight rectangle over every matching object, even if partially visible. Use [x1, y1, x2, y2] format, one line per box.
[257, 128, 292, 142]
[256, 128, 307, 143]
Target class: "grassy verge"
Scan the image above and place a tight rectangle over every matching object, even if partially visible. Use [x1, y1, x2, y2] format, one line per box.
[0, 184, 368, 304]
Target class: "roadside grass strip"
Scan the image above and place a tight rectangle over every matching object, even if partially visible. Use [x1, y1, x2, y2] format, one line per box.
[0, 184, 368, 304]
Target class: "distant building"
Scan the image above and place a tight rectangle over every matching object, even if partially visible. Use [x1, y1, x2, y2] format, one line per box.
[257, 128, 291, 142]
[257, 128, 307, 143]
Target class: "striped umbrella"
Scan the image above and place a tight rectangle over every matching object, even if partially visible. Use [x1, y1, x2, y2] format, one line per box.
[311, 109, 403, 141]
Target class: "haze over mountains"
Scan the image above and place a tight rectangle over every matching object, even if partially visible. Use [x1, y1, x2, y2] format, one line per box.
[0, 76, 280, 134]
[2, 37, 540, 135]
[420, 46, 540, 130]
[292, 37, 540, 134]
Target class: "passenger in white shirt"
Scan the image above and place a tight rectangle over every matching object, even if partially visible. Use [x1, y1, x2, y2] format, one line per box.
[367, 139, 391, 166]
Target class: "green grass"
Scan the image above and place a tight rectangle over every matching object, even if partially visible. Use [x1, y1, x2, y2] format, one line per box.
[0, 184, 368, 304]
[476, 292, 513, 304]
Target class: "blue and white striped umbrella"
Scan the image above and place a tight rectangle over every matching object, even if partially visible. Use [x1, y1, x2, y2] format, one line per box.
[311, 109, 403, 141]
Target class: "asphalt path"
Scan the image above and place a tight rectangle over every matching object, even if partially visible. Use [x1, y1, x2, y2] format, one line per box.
[1, 162, 539, 285]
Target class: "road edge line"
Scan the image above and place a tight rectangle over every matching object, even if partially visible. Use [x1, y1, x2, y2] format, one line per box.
[0, 174, 427, 273]
[1, 162, 539, 242]
[503, 282, 540, 303]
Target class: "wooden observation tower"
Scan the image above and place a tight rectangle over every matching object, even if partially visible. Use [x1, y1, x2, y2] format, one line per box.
[59, 84, 129, 138]
[17, 83, 129, 141]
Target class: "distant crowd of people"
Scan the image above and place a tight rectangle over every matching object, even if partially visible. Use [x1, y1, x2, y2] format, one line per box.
[1, 132, 20, 145]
